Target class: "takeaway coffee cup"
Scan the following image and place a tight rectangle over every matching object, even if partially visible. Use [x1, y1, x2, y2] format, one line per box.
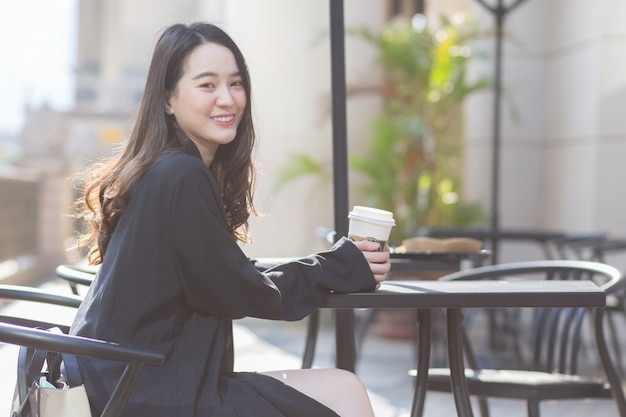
[348, 206, 395, 251]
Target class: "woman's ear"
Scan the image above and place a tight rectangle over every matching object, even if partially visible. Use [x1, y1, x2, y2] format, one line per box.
[164, 93, 174, 115]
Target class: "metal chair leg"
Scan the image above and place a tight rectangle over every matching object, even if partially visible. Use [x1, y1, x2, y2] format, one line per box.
[411, 309, 431, 417]
[301, 310, 320, 369]
[526, 399, 540, 417]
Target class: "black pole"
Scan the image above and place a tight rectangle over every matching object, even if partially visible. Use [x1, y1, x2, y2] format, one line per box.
[475, 0, 529, 263]
[491, 0, 504, 264]
[329, 0, 356, 372]
[330, 0, 349, 239]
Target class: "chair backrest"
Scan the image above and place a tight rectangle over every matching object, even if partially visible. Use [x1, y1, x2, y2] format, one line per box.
[1, 321, 166, 417]
[55, 264, 98, 295]
[0, 282, 164, 417]
[0, 284, 82, 332]
[544, 239, 626, 310]
[439, 260, 623, 375]
[545, 235, 608, 260]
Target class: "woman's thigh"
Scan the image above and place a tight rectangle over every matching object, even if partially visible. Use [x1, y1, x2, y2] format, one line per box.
[260, 368, 374, 417]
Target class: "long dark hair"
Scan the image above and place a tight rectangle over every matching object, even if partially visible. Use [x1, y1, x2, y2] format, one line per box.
[76, 22, 257, 264]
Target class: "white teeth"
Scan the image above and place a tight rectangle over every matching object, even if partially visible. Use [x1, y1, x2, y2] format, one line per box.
[212, 115, 234, 122]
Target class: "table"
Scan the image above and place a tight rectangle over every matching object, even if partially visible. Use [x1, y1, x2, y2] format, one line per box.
[298, 251, 491, 369]
[321, 279, 606, 417]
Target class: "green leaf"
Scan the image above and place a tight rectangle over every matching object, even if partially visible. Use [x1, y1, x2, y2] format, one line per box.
[272, 153, 331, 194]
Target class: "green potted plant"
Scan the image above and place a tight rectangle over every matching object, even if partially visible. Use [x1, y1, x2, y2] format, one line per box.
[275, 13, 489, 246]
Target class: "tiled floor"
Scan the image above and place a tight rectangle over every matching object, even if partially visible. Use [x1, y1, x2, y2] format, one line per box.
[1, 278, 624, 416]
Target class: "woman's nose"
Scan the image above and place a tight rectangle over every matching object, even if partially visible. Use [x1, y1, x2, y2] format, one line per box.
[216, 86, 235, 107]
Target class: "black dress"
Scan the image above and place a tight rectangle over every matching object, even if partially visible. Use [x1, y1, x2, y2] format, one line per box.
[69, 150, 376, 417]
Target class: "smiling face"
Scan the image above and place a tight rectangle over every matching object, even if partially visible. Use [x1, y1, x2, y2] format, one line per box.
[166, 42, 247, 166]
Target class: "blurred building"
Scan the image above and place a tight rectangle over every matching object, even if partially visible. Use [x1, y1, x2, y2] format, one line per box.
[3, 0, 626, 275]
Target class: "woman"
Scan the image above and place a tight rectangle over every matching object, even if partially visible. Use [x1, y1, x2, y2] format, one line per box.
[70, 22, 390, 417]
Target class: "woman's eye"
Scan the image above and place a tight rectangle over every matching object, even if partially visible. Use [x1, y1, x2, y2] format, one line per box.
[231, 80, 243, 87]
[201, 83, 215, 88]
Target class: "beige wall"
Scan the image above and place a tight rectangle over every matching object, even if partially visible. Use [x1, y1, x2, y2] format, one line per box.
[464, 0, 626, 245]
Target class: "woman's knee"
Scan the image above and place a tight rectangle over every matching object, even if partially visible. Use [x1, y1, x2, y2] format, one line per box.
[305, 369, 373, 417]
[320, 368, 368, 394]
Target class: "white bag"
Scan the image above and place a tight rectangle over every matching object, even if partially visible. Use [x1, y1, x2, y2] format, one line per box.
[11, 328, 92, 417]
[12, 378, 92, 417]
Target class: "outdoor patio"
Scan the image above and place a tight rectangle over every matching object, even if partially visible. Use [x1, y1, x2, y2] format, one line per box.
[1, 275, 623, 417]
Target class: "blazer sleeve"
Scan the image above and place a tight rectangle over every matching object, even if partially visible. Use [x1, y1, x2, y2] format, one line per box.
[170, 168, 376, 321]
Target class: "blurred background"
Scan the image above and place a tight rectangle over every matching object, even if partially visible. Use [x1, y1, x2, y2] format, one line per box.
[1, 0, 626, 283]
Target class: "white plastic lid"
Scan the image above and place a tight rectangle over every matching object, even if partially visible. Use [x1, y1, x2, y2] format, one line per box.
[348, 206, 395, 226]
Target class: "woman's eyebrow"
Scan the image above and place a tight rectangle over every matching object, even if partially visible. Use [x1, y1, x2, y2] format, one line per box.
[192, 71, 241, 80]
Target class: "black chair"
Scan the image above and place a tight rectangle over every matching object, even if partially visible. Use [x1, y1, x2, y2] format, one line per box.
[55, 264, 97, 295]
[0, 284, 82, 332]
[0, 283, 166, 417]
[545, 237, 626, 376]
[544, 235, 609, 261]
[2, 322, 165, 417]
[419, 260, 626, 417]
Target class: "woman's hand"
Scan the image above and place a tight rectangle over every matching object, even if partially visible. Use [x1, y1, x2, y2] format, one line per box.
[352, 239, 391, 289]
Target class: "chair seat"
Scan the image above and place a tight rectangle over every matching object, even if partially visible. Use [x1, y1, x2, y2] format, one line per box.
[415, 368, 613, 400]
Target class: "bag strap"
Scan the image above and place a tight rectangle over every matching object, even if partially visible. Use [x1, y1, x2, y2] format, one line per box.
[46, 327, 84, 387]
[17, 346, 47, 403]
[46, 351, 63, 383]
[12, 382, 37, 417]
[61, 351, 83, 387]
